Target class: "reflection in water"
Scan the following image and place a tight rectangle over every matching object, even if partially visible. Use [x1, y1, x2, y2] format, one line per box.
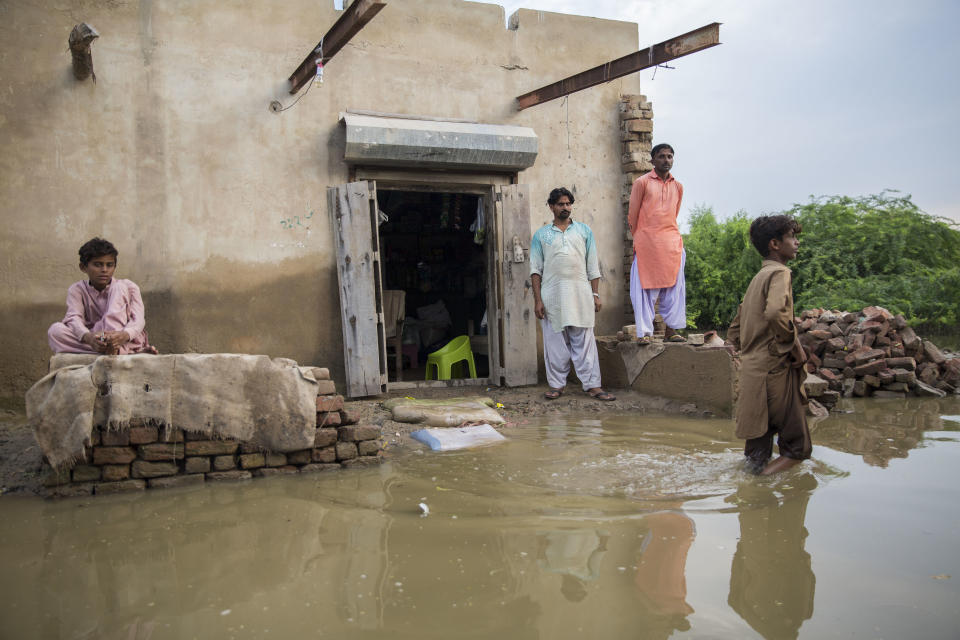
[814, 398, 960, 467]
[2, 404, 958, 638]
[728, 474, 818, 640]
[633, 511, 696, 638]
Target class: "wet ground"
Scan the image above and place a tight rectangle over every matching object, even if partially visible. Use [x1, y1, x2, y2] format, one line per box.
[1, 396, 958, 639]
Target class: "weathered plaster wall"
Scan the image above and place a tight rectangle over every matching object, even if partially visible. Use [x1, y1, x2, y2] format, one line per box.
[0, 0, 642, 402]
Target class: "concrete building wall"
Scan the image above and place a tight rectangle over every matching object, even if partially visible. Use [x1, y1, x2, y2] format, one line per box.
[0, 0, 643, 403]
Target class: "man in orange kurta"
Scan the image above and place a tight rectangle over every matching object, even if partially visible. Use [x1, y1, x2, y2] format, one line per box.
[628, 144, 685, 343]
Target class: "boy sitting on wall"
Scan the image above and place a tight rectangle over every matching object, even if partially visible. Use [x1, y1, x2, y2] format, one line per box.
[47, 237, 157, 355]
[725, 216, 810, 475]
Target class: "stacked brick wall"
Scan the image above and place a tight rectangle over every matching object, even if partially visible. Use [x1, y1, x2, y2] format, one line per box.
[40, 368, 383, 498]
[619, 94, 655, 329]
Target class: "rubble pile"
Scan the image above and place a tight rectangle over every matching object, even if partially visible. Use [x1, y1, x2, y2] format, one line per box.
[797, 306, 959, 408]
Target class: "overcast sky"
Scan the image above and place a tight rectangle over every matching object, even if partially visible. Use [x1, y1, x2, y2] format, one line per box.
[483, 0, 960, 229]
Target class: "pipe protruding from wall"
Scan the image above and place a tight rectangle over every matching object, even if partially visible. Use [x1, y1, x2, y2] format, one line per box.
[69, 23, 100, 83]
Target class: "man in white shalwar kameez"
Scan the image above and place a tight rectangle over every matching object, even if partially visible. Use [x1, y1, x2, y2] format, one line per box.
[530, 187, 615, 401]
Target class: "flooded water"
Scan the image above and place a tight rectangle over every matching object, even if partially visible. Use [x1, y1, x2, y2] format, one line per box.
[1, 398, 959, 639]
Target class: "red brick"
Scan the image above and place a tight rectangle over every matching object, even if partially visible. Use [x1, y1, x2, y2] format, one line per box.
[131, 461, 178, 479]
[265, 453, 287, 467]
[312, 446, 336, 463]
[239, 453, 265, 469]
[212, 455, 237, 471]
[316, 395, 344, 412]
[318, 411, 341, 427]
[923, 340, 947, 365]
[885, 357, 916, 370]
[893, 368, 917, 385]
[129, 426, 159, 444]
[845, 333, 865, 351]
[852, 360, 885, 376]
[339, 407, 360, 425]
[184, 457, 211, 473]
[826, 337, 846, 351]
[160, 427, 184, 442]
[286, 450, 312, 465]
[853, 348, 886, 366]
[101, 429, 130, 446]
[314, 428, 338, 448]
[185, 440, 239, 456]
[943, 360, 960, 385]
[102, 464, 130, 481]
[358, 440, 381, 456]
[335, 442, 358, 461]
[138, 443, 185, 460]
[93, 446, 137, 465]
[338, 425, 381, 442]
[862, 306, 893, 321]
[72, 465, 101, 482]
[315, 380, 337, 395]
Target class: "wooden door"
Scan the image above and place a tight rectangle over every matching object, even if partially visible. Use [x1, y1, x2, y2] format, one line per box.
[489, 184, 538, 386]
[328, 181, 387, 397]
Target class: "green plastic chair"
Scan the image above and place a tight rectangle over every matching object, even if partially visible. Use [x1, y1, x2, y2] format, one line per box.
[425, 335, 477, 380]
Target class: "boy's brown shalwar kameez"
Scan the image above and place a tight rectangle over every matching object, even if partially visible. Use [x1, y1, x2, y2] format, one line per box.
[727, 260, 811, 465]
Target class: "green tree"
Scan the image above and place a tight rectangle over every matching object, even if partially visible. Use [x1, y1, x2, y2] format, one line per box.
[683, 205, 758, 328]
[682, 192, 960, 329]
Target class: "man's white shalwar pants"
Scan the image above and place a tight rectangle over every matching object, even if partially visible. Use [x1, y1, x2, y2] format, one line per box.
[541, 319, 601, 391]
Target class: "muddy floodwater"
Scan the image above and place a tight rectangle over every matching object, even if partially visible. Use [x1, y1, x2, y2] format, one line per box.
[1, 398, 959, 639]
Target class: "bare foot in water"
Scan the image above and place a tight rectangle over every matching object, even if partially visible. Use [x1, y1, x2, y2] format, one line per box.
[760, 455, 801, 475]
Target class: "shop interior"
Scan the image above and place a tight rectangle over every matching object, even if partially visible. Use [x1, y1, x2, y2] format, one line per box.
[377, 189, 490, 382]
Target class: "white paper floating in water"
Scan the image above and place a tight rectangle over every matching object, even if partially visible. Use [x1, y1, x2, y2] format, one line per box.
[411, 424, 506, 451]
[418, 502, 430, 517]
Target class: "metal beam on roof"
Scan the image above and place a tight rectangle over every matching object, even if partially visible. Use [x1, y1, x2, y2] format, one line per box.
[288, 0, 386, 94]
[515, 22, 721, 110]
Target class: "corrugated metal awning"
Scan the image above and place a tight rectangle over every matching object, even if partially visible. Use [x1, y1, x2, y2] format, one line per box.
[341, 111, 538, 171]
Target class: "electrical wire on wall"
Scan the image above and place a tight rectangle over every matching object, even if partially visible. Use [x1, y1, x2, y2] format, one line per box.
[270, 37, 323, 113]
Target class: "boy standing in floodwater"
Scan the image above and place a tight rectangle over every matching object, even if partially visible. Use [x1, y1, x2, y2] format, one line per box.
[725, 215, 811, 475]
[47, 237, 157, 356]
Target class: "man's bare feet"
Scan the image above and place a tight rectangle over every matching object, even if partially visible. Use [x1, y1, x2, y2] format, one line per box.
[760, 455, 801, 475]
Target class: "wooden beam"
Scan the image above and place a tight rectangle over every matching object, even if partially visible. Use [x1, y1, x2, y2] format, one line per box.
[515, 22, 721, 110]
[288, 0, 386, 94]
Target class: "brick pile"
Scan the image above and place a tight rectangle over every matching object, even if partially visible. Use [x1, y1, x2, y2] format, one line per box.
[619, 94, 654, 328]
[40, 367, 382, 498]
[798, 306, 959, 407]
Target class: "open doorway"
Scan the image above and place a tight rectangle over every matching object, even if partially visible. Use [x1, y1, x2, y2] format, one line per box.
[377, 189, 489, 382]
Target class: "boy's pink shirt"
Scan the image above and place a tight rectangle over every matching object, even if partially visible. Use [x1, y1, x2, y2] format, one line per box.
[62, 278, 146, 341]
